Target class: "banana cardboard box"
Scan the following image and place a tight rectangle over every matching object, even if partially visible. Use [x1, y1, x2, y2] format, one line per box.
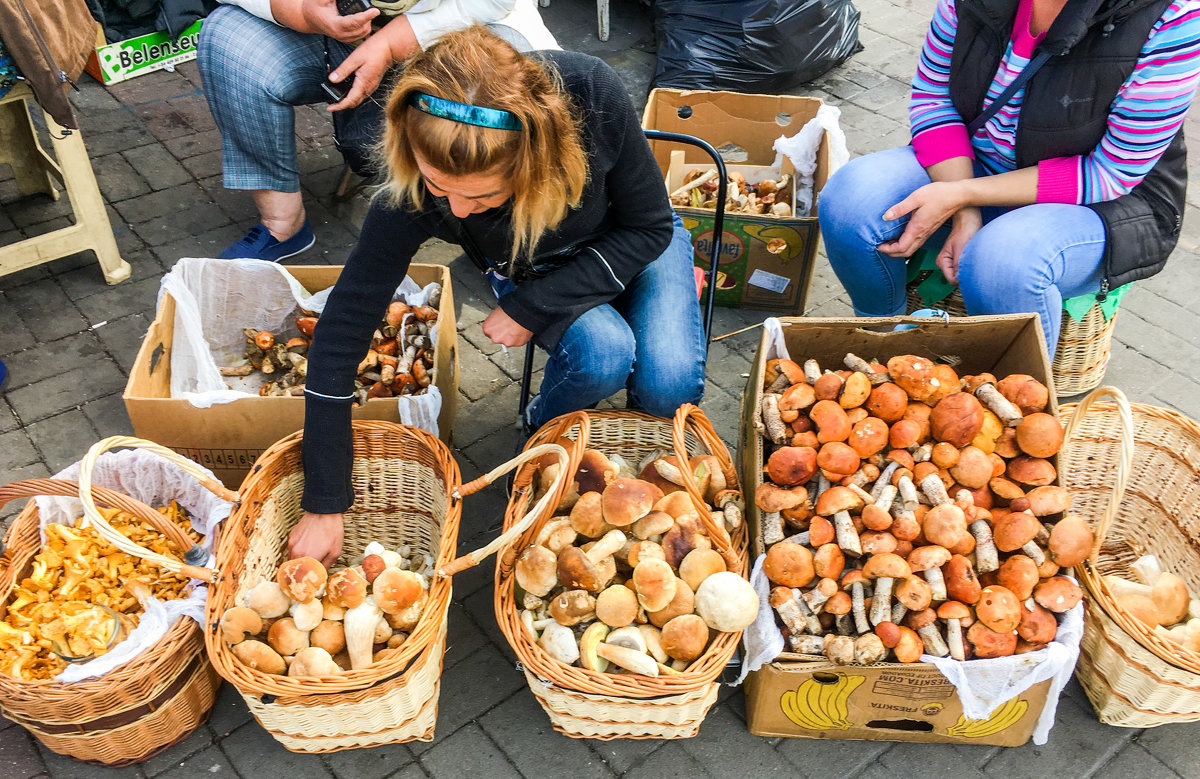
[643, 90, 827, 316]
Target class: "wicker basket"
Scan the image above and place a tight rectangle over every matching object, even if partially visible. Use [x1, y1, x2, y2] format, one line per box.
[204, 420, 569, 752]
[1058, 388, 1200, 726]
[0, 440, 237, 766]
[905, 283, 1118, 396]
[494, 405, 749, 740]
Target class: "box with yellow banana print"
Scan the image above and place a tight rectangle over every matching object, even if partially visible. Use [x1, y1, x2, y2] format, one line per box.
[744, 660, 1050, 745]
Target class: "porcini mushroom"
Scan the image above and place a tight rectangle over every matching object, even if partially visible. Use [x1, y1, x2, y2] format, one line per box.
[906, 608, 949, 657]
[907, 546, 952, 601]
[602, 479, 664, 527]
[661, 614, 710, 661]
[694, 571, 759, 632]
[245, 580, 291, 619]
[938, 601, 973, 660]
[277, 557, 328, 603]
[516, 545, 559, 598]
[539, 622, 580, 666]
[232, 639, 286, 675]
[632, 558, 678, 613]
[558, 529, 627, 592]
[863, 553, 912, 626]
[221, 606, 263, 645]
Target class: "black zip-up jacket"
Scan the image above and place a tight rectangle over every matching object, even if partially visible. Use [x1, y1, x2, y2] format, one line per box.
[949, 0, 1187, 296]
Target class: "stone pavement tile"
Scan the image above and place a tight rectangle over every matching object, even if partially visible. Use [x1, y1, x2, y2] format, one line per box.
[220, 718, 332, 777]
[298, 146, 347, 177]
[445, 546, 496, 601]
[25, 409, 102, 472]
[154, 224, 252, 265]
[418, 722, 520, 779]
[163, 129, 223, 161]
[704, 338, 752, 395]
[462, 584, 509, 656]
[142, 725, 215, 777]
[1109, 310, 1200, 373]
[390, 762, 427, 779]
[77, 106, 146, 139]
[452, 383, 524, 449]
[5, 193, 75, 230]
[94, 152, 152, 202]
[302, 199, 363, 253]
[0, 461, 49, 527]
[151, 745, 235, 779]
[1137, 722, 1200, 778]
[1122, 288, 1200, 350]
[443, 602, 491, 671]
[180, 150, 223, 181]
[104, 70, 196, 104]
[0, 331, 108, 387]
[623, 741, 712, 779]
[584, 736, 663, 776]
[165, 95, 218, 134]
[0, 429, 39, 472]
[114, 182, 217, 226]
[322, 740, 413, 779]
[774, 732, 892, 779]
[1139, 256, 1200, 315]
[1097, 743, 1180, 779]
[981, 694, 1132, 779]
[86, 126, 160, 158]
[59, 249, 164, 301]
[5, 360, 127, 423]
[455, 345, 514, 402]
[878, 741, 990, 777]
[82, 393, 135, 438]
[125, 145, 194, 192]
[0, 294, 37, 355]
[208, 683, 252, 738]
[74, 277, 162, 324]
[0, 725, 43, 779]
[134, 101, 198, 142]
[0, 400, 18, 434]
[1150, 371, 1200, 421]
[407, 645, 525, 755]
[34, 742, 140, 779]
[1099, 341, 1173, 403]
[679, 701, 793, 776]
[92, 314, 153, 374]
[458, 433, 527, 490]
[698, 383, 743, 446]
[479, 692, 615, 779]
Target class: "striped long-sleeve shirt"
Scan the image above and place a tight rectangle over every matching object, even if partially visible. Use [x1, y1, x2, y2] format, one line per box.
[909, 0, 1200, 204]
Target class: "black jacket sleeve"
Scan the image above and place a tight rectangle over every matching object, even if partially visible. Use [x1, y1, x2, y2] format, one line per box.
[300, 197, 433, 513]
[497, 59, 675, 348]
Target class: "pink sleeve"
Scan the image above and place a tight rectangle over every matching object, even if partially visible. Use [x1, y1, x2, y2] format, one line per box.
[911, 124, 975, 168]
[1036, 156, 1082, 203]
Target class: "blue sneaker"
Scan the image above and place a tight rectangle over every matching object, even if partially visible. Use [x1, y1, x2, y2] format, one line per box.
[218, 221, 315, 262]
[0, 359, 6, 389]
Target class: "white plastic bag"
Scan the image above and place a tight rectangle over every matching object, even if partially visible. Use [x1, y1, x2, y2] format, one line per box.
[34, 448, 233, 683]
[158, 257, 442, 436]
[772, 104, 851, 217]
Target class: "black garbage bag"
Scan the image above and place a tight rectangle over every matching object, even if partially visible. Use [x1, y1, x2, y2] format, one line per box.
[651, 0, 861, 93]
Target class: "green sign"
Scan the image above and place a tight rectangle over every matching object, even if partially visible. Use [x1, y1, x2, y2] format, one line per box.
[94, 21, 203, 84]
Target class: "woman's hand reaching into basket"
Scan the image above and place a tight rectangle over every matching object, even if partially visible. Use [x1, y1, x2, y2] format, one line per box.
[288, 512, 345, 568]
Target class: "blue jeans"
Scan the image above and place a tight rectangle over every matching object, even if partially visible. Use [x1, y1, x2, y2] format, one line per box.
[818, 146, 1107, 356]
[197, 6, 532, 191]
[492, 214, 706, 427]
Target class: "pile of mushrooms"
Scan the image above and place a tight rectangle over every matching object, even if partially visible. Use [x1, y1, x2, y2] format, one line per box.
[1104, 554, 1200, 653]
[753, 353, 1091, 665]
[221, 542, 433, 677]
[669, 169, 794, 216]
[516, 447, 758, 677]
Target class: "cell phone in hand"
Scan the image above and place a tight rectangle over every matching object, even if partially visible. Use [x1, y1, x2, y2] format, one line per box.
[321, 73, 355, 103]
[336, 0, 372, 14]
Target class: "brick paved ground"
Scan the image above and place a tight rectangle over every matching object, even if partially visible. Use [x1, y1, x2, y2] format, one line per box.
[3, 0, 1200, 776]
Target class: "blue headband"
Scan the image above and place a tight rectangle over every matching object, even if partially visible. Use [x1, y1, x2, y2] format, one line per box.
[408, 92, 523, 131]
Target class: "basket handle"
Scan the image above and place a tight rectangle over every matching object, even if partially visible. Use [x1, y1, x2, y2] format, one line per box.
[1060, 385, 1135, 559]
[672, 403, 742, 572]
[0, 478, 218, 582]
[437, 442, 571, 576]
[76, 436, 240, 582]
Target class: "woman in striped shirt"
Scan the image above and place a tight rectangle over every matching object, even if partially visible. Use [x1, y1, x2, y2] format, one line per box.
[818, 0, 1200, 354]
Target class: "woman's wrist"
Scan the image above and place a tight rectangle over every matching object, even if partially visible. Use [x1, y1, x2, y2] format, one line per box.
[380, 15, 421, 63]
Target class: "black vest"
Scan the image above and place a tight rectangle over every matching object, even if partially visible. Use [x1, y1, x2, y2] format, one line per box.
[949, 0, 1187, 294]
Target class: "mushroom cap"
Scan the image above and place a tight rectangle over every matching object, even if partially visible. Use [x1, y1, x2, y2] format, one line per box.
[887, 355, 938, 402]
[907, 545, 952, 572]
[860, 504, 894, 531]
[361, 555, 386, 584]
[602, 478, 663, 527]
[267, 617, 310, 657]
[1007, 456, 1057, 487]
[694, 571, 760, 632]
[861, 552, 912, 580]
[840, 372, 873, 409]
[536, 518, 578, 553]
[1017, 602, 1058, 644]
[992, 511, 1042, 552]
[988, 476, 1026, 504]
[945, 555, 982, 604]
[754, 482, 809, 513]
[778, 381, 817, 413]
[815, 485, 865, 517]
[626, 539, 666, 569]
[232, 639, 287, 675]
[654, 491, 699, 520]
[858, 531, 897, 557]
[867, 382, 909, 423]
[889, 419, 922, 450]
[1152, 573, 1190, 625]
[923, 504, 969, 549]
[813, 543, 847, 580]
[277, 557, 328, 603]
[930, 393, 985, 448]
[762, 542, 815, 588]
[595, 584, 640, 627]
[288, 646, 341, 678]
[813, 373, 844, 401]
[516, 544, 559, 598]
[931, 442, 961, 469]
[661, 515, 711, 570]
[904, 607, 939, 631]
[1025, 486, 1071, 517]
[648, 578, 695, 627]
[549, 589, 597, 626]
[808, 516, 836, 547]
[875, 621, 901, 648]
[1048, 516, 1093, 568]
[824, 590, 852, 616]
[557, 546, 604, 592]
[903, 402, 934, 442]
[967, 621, 1018, 658]
[661, 614, 711, 661]
[997, 555, 1040, 600]
[633, 558, 679, 613]
[1015, 413, 1065, 459]
[995, 374, 1049, 414]
[810, 400, 852, 443]
[246, 580, 292, 619]
[893, 626, 925, 662]
[326, 568, 368, 610]
[631, 510, 676, 540]
[310, 620, 346, 656]
[767, 446, 818, 486]
[897, 576, 933, 611]
[569, 492, 610, 538]
[853, 632, 888, 665]
[937, 601, 972, 622]
[678, 548, 726, 592]
[1116, 593, 1160, 625]
[221, 606, 263, 645]
[576, 449, 618, 494]
[579, 622, 611, 672]
[816, 442, 860, 478]
[950, 446, 992, 489]
[850, 417, 890, 459]
[373, 568, 427, 615]
[539, 622, 581, 665]
[976, 585, 1022, 632]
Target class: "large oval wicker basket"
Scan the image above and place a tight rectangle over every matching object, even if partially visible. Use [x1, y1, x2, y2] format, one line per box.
[494, 405, 748, 740]
[1058, 388, 1200, 726]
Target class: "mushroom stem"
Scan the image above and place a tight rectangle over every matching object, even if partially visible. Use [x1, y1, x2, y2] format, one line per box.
[923, 568, 948, 602]
[717, 492, 744, 529]
[833, 511, 863, 557]
[762, 512, 785, 546]
[766, 371, 793, 394]
[835, 613, 852, 636]
[870, 578, 895, 626]
[851, 583, 869, 634]
[770, 587, 822, 636]
[975, 383, 1024, 426]
[595, 643, 658, 676]
[843, 353, 888, 385]
[803, 359, 822, 384]
[761, 394, 789, 444]
[668, 168, 718, 198]
[911, 443, 933, 463]
[847, 483, 875, 506]
[872, 462, 901, 500]
[897, 476, 920, 512]
[874, 483, 898, 512]
[917, 623, 950, 657]
[1035, 522, 1052, 546]
[846, 466, 875, 490]
[1021, 540, 1047, 566]
[815, 472, 832, 501]
[802, 583, 833, 614]
[920, 473, 952, 507]
[1103, 575, 1152, 599]
[945, 619, 966, 660]
[1131, 554, 1165, 585]
[781, 530, 810, 547]
[788, 634, 827, 654]
[891, 602, 908, 625]
[969, 519, 1000, 574]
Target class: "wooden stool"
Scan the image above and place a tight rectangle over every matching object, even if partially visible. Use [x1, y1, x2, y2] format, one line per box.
[0, 84, 129, 285]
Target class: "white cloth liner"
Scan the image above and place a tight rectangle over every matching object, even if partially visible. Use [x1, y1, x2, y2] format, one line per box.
[737, 317, 1082, 745]
[33, 449, 233, 683]
[771, 104, 851, 217]
[159, 257, 442, 437]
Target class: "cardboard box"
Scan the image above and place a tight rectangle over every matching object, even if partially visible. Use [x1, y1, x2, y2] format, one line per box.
[124, 264, 457, 489]
[740, 314, 1060, 746]
[85, 20, 203, 85]
[642, 89, 829, 315]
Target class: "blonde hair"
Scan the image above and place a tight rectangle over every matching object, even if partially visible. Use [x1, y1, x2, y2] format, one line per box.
[383, 26, 589, 265]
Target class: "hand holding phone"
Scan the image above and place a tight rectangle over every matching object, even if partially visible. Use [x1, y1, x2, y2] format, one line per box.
[336, 0, 372, 15]
[321, 73, 355, 103]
